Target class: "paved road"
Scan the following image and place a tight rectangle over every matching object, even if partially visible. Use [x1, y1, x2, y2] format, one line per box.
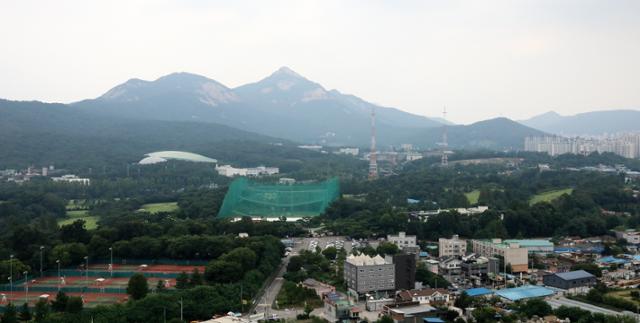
[246, 236, 355, 321]
[247, 238, 305, 320]
[546, 296, 638, 320]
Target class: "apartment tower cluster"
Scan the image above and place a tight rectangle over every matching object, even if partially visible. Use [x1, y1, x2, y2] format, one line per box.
[524, 133, 640, 159]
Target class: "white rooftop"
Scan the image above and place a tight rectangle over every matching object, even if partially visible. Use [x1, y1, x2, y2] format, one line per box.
[346, 254, 390, 266]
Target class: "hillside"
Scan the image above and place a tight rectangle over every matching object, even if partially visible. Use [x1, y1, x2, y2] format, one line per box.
[402, 118, 547, 150]
[0, 99, 342, 170]
[74, 67, 442, 146]
[521, 110, 640, 135]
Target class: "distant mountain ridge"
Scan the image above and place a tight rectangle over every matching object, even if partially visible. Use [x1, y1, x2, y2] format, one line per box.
[521, 110, 640, 135]
[1, 67, 552, 152]
[0, 99, 284, 168]
[76, 67, 442, 146]
[402, 117, 546, 150]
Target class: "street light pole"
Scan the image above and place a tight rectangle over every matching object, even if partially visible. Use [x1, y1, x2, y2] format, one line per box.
[9, 254, 13, 298]
[179, 297, 183, 322]
[109, 247, 113, 277]
[56, 260, 61, 291]
[23, 271, 28, 304]
[40, 246, 44, 277]
[84, 256, 89, 283]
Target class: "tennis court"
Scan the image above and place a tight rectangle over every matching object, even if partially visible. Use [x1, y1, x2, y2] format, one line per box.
[0, 262, 202, 309]
[0, 291, 127, 307]
[18, 275, 176, 290]
[88, 263, 205, 273]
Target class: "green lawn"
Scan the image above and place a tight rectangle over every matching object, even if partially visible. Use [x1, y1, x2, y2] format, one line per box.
[464, 190, 480, 204]
[58, 209, 98, 229]
[139, 202, 179, 214]
[67, 210, 89, 217]
[529, 188, 573, 205]
[66, 199, 89, 210]
[58, 215, 99, 229]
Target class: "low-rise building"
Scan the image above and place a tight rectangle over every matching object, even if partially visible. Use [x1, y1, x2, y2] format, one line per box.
[543, 270, 596, 293]
[344, 255, 395, 295]
[471, 239, 529, 273]
[438, 257, 462, 277]
[388, 232, 417, 249]
[51, 175, 91, 185]
[439, 235, 467, 258]
[215, 165, 279, 177]
[460, 254, 499, 283]
[337, 148, 360, 156]
[503, 239, 554, 254]
[384, 304, 437, 323]
[423, 259, 439, 274]
[464, 287, 493, 298]
[494, 285, 554, 302]
[323, 292, 360, 322]
[614, 229, 640, 244]
[397, 288, 451, 306]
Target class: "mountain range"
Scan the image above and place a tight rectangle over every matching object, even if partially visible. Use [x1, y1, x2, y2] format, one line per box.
[75, 67, 442, 146]
[3, 66, 637, 168]
[521, 110, 640, 136]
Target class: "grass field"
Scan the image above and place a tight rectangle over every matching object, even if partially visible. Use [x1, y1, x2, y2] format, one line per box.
[606, 290, 640, 307]
[58, 209, 99, 229]
[465, 190, 480, 204]
[529, 188, 573, 205]
[66, 199, 89, 210]
[58, 216, 99, 229]
[139, 202, 179, 214]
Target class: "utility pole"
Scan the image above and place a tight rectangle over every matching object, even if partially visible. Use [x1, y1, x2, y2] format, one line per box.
[23, 271, 28, 304]
[109, 247, 113, 277]
[9, 255, 13, 298]
[40, 246, 44, 277]
[56, 260, 61, 291]
[84, 256, 89, 283]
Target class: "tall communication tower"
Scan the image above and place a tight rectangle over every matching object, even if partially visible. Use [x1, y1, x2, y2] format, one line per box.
[441, 107, 448, 166]
[368, 108, 378, 180]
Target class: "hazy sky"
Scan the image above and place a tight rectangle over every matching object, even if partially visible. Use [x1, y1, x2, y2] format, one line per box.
[1, 0, 639, 124]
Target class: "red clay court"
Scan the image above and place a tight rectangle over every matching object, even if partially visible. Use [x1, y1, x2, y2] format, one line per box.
[88, 263, 205, 273]
[1, 263, 204, 308]
[21, 275, 177, 290]
[0, 291, 127, 307]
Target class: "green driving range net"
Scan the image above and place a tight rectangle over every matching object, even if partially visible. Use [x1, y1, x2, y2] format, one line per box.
[217, 177, 340, 218]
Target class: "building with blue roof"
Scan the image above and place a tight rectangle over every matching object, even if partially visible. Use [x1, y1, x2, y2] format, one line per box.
[465, 287, 493, 297]
[503, 239, 554, 254]
[495, 285, 554, 302]
[598, 256, 629, 265]
[423, 318, 445, 323]
[555, 246, 604, 254]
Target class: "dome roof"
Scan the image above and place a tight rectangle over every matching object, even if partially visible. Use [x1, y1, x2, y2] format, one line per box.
[139, 151, 217, 164]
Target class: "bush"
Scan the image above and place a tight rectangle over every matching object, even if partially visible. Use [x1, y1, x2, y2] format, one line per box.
[127, 273, 149, 300]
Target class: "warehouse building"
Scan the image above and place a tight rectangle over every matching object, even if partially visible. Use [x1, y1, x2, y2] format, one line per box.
[543, 270, 596, 293]
[494, 285, 555, 302]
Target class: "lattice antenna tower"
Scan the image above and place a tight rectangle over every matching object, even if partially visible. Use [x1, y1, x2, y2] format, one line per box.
[441, 107, 448, 166]
[368, 107, 378, 179]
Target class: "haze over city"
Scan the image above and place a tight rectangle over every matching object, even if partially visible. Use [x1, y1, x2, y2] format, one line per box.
[3, 1, 640, 323]
[1, 0, 639, 124]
